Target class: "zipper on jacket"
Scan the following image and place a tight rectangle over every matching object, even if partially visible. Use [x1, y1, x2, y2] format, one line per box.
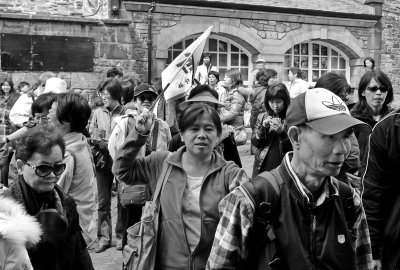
[309, 206, 317, 268]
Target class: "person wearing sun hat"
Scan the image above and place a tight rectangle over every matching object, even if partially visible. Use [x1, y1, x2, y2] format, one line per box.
[249, 58, 266, 87]
[207, 88, 373, 270]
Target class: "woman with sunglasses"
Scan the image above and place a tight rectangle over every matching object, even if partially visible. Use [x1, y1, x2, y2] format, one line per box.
[351, 70, 394, 162]
[48, 92, 97, 245]
[1, 126, 94, 270]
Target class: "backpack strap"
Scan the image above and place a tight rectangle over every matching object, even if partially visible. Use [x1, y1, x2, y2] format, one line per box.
[335, 178, 358, 229]
[152, 152, 173, 202]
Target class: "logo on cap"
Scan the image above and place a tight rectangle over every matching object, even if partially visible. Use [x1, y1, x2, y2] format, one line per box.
[322, 95, 347, 112]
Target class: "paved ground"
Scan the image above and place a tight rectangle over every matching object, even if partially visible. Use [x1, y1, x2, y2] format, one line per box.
[90, 131, 255, 270]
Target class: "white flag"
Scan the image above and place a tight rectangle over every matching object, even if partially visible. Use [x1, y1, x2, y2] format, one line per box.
[161, 26, 213, 102]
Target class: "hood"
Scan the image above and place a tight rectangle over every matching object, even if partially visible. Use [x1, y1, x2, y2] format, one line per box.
[0, 197, 42, 246]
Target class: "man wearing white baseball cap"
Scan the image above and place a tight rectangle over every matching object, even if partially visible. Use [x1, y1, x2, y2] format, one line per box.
[249, 58, 266, 87]
[207, 88, 373, 270]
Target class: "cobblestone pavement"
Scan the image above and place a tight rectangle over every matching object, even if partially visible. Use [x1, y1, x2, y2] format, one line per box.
[90, 133, 255, 270]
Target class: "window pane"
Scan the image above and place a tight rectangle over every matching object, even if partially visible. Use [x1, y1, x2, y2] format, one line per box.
[339, 58, 346, 69]
[294, 44, 300, 55]
[312, 57, 319, 68]
[167, 50, 172, 65]
[321, 46, 328, 56]
[301, 56, 308, 69]
[241, 68, 248, 81]
[209, 39, 217, 51]
[321, 70, 327, 76]
[301, 44, 308, 55]
[285, 48, 291, 54]
[231, 44, 239, 52]
[219, 54, 227, 66]
[284, 55, 291, 67]
[294, 56, 300, 67]
[312, 70, 319, 82]
[173, 42, 182, 50]
[210, 53, 217, 66]
[185, 39, 194, 48]
[338, 70, 345, 77]
[173, 51, 181, 60]
[219, 68, 227, 79]
[312, 44, 320, 55]
[303, 70, 309, 81]
[283, 69, 289, 81]
[231, 53, 239, 66]
[219, 41, 227, 52]
[331, 49, 338, 56]
[331, 57, 338, 69]
[321, 57, 328, 69]
[240, 54, 248, 66]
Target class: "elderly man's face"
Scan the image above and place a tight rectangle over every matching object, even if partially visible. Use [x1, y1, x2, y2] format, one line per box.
[297, 126, 352, 177]
[256, 62, 265, 70]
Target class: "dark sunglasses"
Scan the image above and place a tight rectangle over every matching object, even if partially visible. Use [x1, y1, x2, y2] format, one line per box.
[25, 162, 66, 177]
[366, 86, 388, 93]
[138, 94, 156, 102]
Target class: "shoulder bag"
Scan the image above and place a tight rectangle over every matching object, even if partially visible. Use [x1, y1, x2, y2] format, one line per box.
[122, 153, 173, 270]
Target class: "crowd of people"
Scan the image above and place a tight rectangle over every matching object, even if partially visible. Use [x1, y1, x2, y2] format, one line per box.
[0, 54, 397, 270]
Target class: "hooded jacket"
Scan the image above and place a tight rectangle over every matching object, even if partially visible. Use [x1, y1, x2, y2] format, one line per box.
[0, 197, 41, 270]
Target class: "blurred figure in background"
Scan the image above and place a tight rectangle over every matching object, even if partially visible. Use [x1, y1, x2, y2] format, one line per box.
[287, 67, 309, 98]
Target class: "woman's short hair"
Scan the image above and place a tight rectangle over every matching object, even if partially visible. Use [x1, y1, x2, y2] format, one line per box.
[56, 93, 92, 133]
[353, 70, 394, 116]
[31, 92, 57, 115]
[16, 125, 65, 162]
[256, 68, 277, 87]
[363, 57, 375, 70]
[315, 72, 351, 96]
[179, 104, 222, 137]
[188, 85, 219, 100]
[225, 68, 243, 86]
[120, 79, 135, 104]
[98, 78, 122, 104]
[208, 70, 220, 82]
[264, 83, 291, 118]
[289, 67, 303, 79]
[0, 79, 15, 95]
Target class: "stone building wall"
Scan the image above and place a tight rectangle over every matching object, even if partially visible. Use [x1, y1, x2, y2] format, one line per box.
[381, 0, 400, 93]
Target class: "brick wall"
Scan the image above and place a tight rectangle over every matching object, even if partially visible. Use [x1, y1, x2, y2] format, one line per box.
[381, 0, 400, 93]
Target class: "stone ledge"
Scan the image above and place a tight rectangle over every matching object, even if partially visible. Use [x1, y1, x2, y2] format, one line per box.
[0, 13, 130, 26]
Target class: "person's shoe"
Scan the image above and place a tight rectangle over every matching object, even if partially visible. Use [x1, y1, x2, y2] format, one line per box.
[116, 238, 123, 251]
[95, 242, 111, 253]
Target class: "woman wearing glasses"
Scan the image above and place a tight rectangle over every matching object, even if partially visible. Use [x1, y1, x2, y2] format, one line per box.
[351, 70, 394, 162]
[49, 92, 97, 246]
[1, 127, 94, 270]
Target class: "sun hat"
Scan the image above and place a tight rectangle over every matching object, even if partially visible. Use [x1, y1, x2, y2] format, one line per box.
[179, 91, 224, 111]
[43, 78, 67, 94]
[255, 58, 266, 63]
[286, 88, 369, 135]
[134, 83, 158, 97]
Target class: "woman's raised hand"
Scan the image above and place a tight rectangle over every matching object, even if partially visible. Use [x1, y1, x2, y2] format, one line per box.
[136, 108, 154, 135]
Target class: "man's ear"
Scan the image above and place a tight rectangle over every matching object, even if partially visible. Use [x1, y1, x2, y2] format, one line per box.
[16, 159, 24, 175]
[287, 126, 301, 150]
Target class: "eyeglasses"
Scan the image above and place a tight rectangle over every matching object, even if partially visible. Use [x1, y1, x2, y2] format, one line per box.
[366, 86, 388, 93]
[138, 94, 156, 102]
[24, 162, 66, 177]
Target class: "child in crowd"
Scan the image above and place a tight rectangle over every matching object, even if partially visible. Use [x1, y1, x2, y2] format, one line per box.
[251, 83, 292, 177]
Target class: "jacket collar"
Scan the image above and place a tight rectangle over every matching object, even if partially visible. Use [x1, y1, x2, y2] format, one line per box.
[280, 152, 339, 206]
[165, 146, 227, 173]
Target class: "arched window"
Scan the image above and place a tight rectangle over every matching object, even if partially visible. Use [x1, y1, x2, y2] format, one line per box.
[167, 35, 251, 84]
[283, 41, 349, 84]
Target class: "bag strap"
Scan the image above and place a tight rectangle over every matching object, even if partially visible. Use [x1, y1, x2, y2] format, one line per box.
[151, 119, 160, 152]
[152, 152, 173, 202]
[336, 178, 357, 229]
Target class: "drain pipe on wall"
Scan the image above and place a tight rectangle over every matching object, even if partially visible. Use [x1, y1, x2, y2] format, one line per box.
[147, 2, 156, 83]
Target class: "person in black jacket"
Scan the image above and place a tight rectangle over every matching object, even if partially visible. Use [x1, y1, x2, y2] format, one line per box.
[1, 126, 94, 270]
[362, 109, 400, 270]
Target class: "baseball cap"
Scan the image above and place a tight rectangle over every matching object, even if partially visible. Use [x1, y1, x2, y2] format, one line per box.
[134, 83, 158, 97]
[179, 91, 224, 111]
[286, 88, 369, 135]
[255, 58, 266, 63]
[43, 78, 67, 94]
